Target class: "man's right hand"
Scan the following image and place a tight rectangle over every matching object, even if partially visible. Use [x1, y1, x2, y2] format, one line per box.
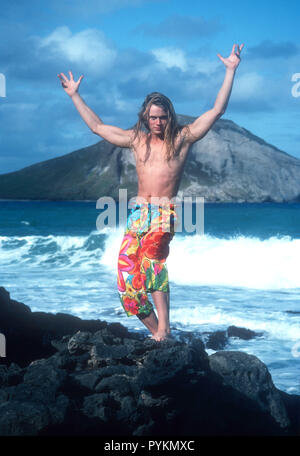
[58, 71, 83, 97]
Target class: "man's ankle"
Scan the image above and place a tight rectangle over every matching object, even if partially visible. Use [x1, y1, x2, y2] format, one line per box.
[157, 326, 170, 333]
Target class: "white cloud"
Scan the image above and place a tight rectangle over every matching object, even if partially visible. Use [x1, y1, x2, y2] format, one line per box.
[39, 26, 117, 74]
[150, 48, 222, 76]
[151, 47, 187, 71]
[232, 72, 265, 100]
[190, 57, 220, 75]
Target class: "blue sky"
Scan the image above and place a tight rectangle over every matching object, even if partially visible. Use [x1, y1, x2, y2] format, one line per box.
[1, 0, 300, 174]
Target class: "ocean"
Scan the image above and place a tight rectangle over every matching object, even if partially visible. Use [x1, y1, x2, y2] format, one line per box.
[0, 200, 299, 395]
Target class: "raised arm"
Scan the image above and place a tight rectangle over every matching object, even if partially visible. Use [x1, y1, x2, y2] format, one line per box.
[58, 71, 133, 148]
[185, 43, 244, 144]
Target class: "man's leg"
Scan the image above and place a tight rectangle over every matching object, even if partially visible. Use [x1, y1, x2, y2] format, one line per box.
[133, 203, 175, 341]
[151, 290, 171, 341]
[137, 309, 158, 336]
[118, 228, 154, 320]
[140, 204, 175, 341]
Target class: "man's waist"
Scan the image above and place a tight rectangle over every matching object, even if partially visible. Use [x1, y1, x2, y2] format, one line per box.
[132, 195, 177, 208]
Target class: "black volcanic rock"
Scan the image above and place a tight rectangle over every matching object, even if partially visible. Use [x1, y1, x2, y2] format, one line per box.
[0, 287, 299, 436]
[0, 116, 300, 202]
[203, 325, 263, 350]
[205, 330, 228, 350]
[227, 325, 263, 340]
[0, 286, 110, 367]
[209, 351, 290, 428]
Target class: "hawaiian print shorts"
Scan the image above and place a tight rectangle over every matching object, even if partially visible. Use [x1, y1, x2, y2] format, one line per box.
[117, 202, 177, 318]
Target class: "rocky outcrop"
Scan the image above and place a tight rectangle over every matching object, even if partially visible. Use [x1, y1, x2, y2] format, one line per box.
[0, 287, 299, 436]
[209, 351, 290, 428]
[203, 325, 264, 350]
[0, 116, 300, 202]
[0, 286, 107, 367]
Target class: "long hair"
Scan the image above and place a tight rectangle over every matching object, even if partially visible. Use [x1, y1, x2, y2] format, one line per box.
[132, 92, 183, 162]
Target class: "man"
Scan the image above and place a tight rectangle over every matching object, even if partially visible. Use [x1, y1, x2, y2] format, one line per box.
[58, 43, 244, 341]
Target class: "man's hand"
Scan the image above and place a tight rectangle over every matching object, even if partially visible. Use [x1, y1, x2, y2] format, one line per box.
[59, 71, 133, 147]
[217, 43, 244, 70]
[185, 43, 245, 144]
[58, 71, 83, 97]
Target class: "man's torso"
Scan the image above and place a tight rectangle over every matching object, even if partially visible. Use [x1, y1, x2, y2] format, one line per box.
[131, 129, 192, 202]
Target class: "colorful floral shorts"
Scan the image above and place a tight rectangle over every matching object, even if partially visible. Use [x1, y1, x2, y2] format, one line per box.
[117, 202, 177, 318]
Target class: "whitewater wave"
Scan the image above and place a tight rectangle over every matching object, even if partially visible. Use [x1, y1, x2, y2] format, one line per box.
[1, 230, 300, 290]
[168, 234, 300, 290]
[101, 231, 300, 290]
[170, 304, 300, 341]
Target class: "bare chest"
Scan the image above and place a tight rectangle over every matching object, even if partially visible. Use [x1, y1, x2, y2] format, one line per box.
[133, 136, 189, 172]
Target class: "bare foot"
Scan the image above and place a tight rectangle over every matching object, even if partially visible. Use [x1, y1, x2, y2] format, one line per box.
[151, 328, 171, 342]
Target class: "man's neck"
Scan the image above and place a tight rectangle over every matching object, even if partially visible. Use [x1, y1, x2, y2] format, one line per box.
[149, 132, 164, 143]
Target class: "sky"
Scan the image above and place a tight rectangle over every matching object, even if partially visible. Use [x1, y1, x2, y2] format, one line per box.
[1, 0, 300, 174]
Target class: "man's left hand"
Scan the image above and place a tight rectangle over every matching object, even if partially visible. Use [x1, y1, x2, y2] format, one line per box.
[217, 43, 244, 70]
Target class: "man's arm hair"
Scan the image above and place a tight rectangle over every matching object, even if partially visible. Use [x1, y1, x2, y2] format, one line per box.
[71, 92, 133, 148]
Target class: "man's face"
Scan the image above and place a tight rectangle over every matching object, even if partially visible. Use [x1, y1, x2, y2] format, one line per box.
[148, 104, 168, 136]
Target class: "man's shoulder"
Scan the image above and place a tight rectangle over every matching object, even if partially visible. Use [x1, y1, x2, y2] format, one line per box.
[131, 130, 148, 147]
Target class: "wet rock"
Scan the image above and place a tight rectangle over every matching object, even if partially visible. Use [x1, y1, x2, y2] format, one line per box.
[0, 287, 108, 367]
[0, 286, 299, 436]
[209, 351, 290, 428]
[205, 330, 227, 350]
[0, 360, 69, 435]
[227, 325, 263, 340]
[203, 325, 263, 351]
[0, 363, 23, 387]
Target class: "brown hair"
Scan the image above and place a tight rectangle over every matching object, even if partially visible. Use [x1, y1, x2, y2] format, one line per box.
[132, 92, 184, 162]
